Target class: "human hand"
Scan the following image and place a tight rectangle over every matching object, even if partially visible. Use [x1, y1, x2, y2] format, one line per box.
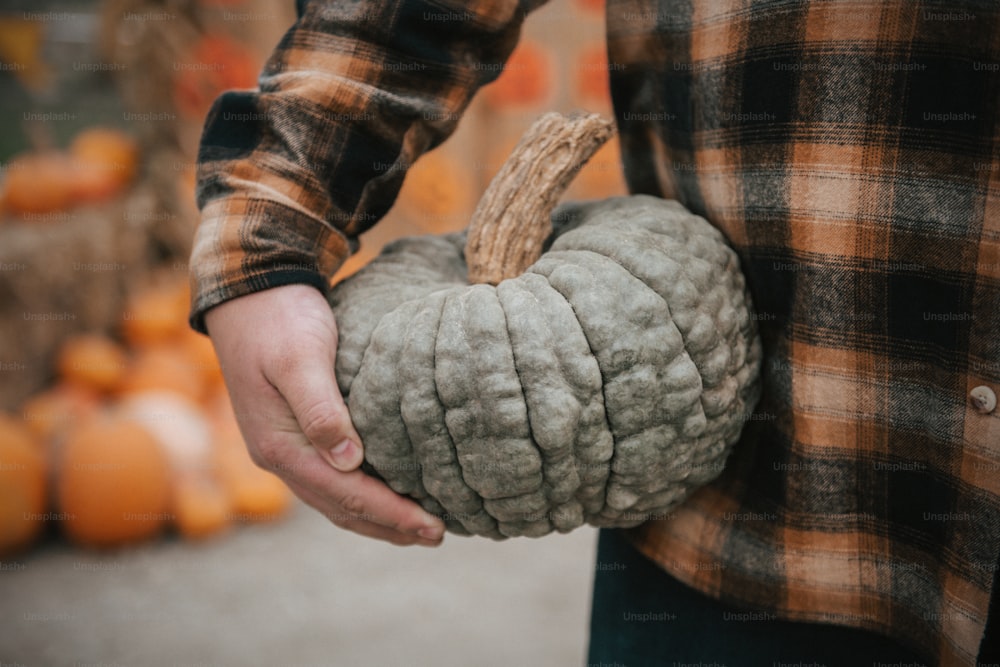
[204, 284, 445, 546]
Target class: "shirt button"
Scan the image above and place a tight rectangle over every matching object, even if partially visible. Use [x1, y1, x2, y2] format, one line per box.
[970, 386, 997, 414]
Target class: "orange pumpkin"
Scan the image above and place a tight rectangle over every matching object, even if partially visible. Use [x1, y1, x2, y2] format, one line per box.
[1, 150, 76, 216]
[0, 414, 48, 555]
[118, 345, 207, 404]
[68, 127, 139, 202]
[171, 473, 231, 540]
[120, 280, 191, 346]
[57, 414, 172, 548]
[484, 41, 553, 108]
[214, 430, 292, 522]
[56, 333, 129, 394]
[19, 383, 102, 443]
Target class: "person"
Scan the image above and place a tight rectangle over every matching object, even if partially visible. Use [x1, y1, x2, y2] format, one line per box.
[189, 0, 999, 664]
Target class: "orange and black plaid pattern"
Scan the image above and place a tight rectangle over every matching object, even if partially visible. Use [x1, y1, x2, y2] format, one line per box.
[190, 0, 543, 331]
[610, 1, 1000, 664]
[192, 1, 1000, 664]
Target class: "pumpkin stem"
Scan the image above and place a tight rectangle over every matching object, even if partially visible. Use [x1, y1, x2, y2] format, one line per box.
[465, 111, 615, 285]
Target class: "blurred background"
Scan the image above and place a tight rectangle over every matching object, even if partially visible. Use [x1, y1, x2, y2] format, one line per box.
[0, 0, 626, 664]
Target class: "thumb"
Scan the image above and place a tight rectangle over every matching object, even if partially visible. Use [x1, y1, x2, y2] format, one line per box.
[278, 363, 365, 472]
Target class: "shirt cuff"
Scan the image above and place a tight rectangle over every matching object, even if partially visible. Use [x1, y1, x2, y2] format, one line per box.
[187, 195, 353, 334]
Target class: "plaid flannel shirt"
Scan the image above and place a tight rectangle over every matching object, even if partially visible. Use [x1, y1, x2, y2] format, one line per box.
[191, 1, 1000, 664]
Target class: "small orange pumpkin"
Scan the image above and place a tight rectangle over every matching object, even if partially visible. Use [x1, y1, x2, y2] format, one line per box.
[120, 280, 191, 346]
[117, 345, 207, 404]
[0, 413, 48, 555]
[56, 333, 129, 394]
[171, 472, 231, 540]
[19, 383, 102, 443]
[0, 150, 76, 216]
[214, 430, 293, 522]
[68, 127, 139, 203]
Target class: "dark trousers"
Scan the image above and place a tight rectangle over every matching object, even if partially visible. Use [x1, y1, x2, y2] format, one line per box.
[587, 529, 930, 667]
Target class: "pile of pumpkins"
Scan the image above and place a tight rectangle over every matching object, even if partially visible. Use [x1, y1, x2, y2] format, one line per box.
[0, 275, 292, 556]
[0, 127, 140, 218]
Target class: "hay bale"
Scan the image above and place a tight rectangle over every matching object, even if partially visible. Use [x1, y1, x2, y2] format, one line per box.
[0, 187, 173, 409]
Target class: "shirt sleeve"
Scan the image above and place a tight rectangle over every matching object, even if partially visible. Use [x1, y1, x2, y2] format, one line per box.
[189, 0, 546, 332]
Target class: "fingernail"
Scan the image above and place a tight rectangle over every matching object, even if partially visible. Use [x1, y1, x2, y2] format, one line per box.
[330, 438, 358, 468]
[417, 526, 443, 541]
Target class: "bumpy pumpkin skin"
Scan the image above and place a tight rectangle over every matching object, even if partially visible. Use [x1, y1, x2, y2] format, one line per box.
[330, 195, 762, 539]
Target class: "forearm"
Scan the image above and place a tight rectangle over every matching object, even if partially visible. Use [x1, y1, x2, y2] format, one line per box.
[190, 0, 547, 332]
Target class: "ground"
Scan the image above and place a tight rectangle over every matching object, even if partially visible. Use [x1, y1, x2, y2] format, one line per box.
[0, 502, 598, 667]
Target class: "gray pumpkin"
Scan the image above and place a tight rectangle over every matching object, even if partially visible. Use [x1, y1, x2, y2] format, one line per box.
[329, 114, 762, 539]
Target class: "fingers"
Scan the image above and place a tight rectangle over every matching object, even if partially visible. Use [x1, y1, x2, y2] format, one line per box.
[264, 439, 445, 543]
[249, 288, 364, 472]
[284, 478, 441, 547]
[240, 401, 446, 545]
[272, 358, 363, 472]
[203, 284, 446, 547]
